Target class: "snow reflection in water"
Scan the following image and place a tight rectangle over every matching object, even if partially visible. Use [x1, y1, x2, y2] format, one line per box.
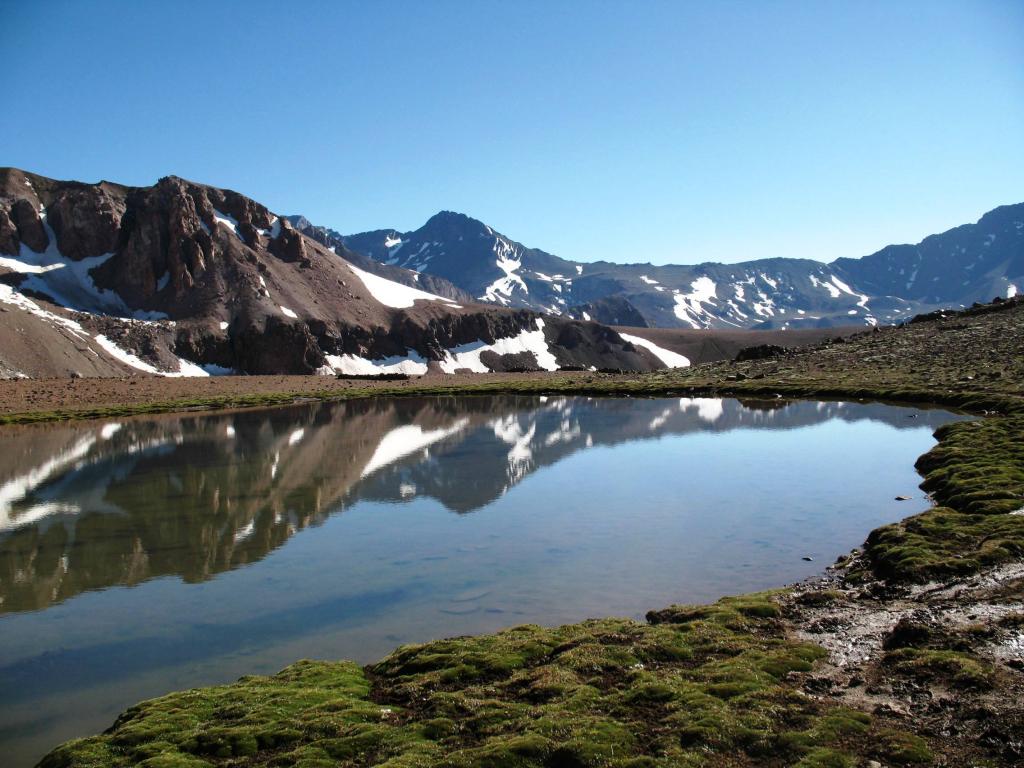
[0, 395, 965, 768]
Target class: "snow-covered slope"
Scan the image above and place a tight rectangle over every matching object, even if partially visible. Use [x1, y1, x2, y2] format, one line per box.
[334, 205, 1024, 329]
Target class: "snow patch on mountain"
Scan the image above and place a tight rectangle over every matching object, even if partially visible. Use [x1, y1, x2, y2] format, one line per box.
[212, 209, 242, 240]
[809, 274, 841, 298]
[480, 239, 528, 305]
[618, 332, 690, 368]
[672, 277, 718, 328]
[323, 351, 429, 376]
[94, 335, 211, 377]
[256, 216, 281, 239]
[0, 283, 89, 337]
[346, 262, 461, 309]
[1, 212, 167, 321]
[440, 318, 558, 373]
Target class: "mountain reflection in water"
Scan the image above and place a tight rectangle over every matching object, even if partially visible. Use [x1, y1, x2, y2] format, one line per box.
[0, 395, 956, 615]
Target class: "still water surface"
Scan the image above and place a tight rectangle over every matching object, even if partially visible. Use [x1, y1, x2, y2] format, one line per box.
[0, 395, 964, 765]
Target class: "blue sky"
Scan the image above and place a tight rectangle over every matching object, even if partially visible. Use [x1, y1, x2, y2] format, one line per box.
[2, 1, 1022, 265]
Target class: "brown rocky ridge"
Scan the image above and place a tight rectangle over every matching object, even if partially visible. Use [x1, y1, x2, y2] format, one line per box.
[0, 168, 681, 379]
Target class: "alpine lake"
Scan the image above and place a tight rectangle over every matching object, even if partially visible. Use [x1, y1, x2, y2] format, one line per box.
[0, 394, 967, 766]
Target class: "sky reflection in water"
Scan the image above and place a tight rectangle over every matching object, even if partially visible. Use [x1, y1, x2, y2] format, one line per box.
[0, 395, 964, 767]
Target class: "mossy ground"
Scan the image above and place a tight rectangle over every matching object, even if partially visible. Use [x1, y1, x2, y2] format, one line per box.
[861, 414, 1024, 582]
[40, 595, 928, 768]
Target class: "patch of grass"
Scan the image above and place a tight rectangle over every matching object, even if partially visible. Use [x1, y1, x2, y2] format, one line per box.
[865, 506, 1024, 582]
[40, 594, 890, 767]
[916, 417, 1024, 515]
[882, 648, 994, 690]
[875, 729, 934, 765]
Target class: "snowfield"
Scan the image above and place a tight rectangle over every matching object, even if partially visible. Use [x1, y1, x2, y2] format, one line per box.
[439, 318, 558, 373]
[320, 319, 561, 376]
[322, 352, 430, 376]
[672, 277, 718, 328]
[618, 333, 690, 368]
[346, 263, 461, 309]
[480, 238, 529, 304]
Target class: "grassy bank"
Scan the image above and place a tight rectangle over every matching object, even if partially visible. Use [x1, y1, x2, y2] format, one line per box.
[30, 300, 1024, 766]
[41, 595, 921, 768]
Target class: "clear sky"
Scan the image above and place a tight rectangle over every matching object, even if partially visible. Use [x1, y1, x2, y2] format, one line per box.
[2, 0, 1022, 265]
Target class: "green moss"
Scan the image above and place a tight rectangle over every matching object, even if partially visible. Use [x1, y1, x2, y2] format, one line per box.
[916, 417, 1024, 515]
[793, 748, 856, 768]
[883, 648, 993, 690]
[795, 590, 847, 607]
[866, 506, 1024, 582]
[876, 729, 934, 765]
[40, 592, 903, 767]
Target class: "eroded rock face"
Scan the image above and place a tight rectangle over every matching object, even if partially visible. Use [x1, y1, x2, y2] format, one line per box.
[46, 186, 125, 259]
[9, 198, 49, 253]
[0, 209, 17, 255]
[232, 319, 325, 374]
[268, 222, 308, 265]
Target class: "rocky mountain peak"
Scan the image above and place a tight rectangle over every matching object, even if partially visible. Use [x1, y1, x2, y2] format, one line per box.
[419, 210, 491, 240]
[0, 168, 675, 379]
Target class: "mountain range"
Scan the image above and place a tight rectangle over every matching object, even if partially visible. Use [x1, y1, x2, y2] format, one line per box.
[303, 204, 1023, 329]
[1, 166, 1019, 379]
[0, 169, 684, 378]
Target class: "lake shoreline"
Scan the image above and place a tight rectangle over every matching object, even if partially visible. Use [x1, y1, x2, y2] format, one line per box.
[29, 299, 1024, 766]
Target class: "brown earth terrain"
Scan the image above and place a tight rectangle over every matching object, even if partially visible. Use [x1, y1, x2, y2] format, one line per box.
[0, 324, 855, 417]
[0, 371, 572, 416]
[614, 325, 857, 366]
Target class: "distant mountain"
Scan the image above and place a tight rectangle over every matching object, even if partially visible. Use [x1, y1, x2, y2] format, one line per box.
[0, 169, 680, 378]
[317, 205, 1024, 329]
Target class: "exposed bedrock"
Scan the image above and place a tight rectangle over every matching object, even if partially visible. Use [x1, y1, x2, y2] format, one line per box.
[0, 167, 671, 377]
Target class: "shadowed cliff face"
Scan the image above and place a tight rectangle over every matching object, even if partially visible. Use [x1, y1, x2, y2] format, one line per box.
[0, 396, 961, 614]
